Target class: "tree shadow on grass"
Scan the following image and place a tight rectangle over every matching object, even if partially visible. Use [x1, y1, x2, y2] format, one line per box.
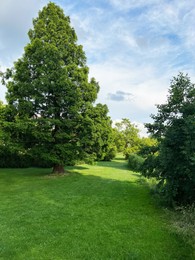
[113, 156, 126, 161]
[96, 160, 129, 171]
[0, 157, 128, 178]
[0, 165, 89, 179]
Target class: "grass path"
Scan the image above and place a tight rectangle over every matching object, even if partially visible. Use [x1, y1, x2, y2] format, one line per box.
[0, 157, 193, 259]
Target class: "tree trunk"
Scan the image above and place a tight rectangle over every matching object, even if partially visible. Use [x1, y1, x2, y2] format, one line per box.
[52, 164, 65, 174]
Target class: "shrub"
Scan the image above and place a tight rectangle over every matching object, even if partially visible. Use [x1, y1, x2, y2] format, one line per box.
[103, 146, 117, 161]
[128, 153, 145, 172]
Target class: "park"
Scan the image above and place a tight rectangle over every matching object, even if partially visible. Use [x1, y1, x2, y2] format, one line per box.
[0, 2, 194, 259]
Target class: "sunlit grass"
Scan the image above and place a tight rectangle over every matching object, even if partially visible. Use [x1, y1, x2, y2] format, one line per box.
[0, 157, 193, 259]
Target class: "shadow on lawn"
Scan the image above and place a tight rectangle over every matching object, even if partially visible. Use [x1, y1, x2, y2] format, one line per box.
[0, 159, 137, 184]
[96, 160, 129, 171]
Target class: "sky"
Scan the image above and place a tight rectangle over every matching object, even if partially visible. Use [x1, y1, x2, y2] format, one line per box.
[1, 0, 195, 136]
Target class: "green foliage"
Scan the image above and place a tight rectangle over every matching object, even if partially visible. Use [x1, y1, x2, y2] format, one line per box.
[112, 128, 125, 152]
[85, 103, 116, 161]
[0, 145, 30, 168]
[103, 145, 117, 161]
[124, 145, 140, 159]
[126, 136, 158, 174]
[113, 118, 141, 158]
[1, 103, 27, 167]
[144, 73, 195, 205]
[138, 137, 158, 158]
[1, 3, 105, 170]
[138, 139, 160, 178]
[128, 153, 145, 172]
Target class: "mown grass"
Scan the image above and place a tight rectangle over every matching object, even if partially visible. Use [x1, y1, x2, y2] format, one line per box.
[0, 157, 193, 259]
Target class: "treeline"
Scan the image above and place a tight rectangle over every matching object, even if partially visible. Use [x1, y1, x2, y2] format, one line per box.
[127, 73, 195, 206]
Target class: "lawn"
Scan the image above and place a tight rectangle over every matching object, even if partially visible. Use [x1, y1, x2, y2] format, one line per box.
[0, 157, 193, 259]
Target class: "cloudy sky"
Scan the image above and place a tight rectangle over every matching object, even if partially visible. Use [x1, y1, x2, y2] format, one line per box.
[1, 0, 195, 135]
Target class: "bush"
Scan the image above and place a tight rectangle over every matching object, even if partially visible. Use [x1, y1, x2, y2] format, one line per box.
[128, 153, 145, 172]
[103, 146, 117, 161]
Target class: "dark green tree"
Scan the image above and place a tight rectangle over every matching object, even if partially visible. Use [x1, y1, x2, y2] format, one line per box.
[2, 3, 100, 173]
[89, 103, 116, 161]
[145, 73, 195, 205]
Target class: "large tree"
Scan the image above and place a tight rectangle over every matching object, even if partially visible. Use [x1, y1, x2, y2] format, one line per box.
[2, 3, 100, 173]
[145, 73, 195, 205]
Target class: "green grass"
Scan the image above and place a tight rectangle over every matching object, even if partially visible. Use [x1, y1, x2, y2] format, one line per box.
[0, 157, 193, 259]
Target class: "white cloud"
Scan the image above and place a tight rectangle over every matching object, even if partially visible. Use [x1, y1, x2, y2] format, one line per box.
[108, 0, 156, 10]
[107, 90, 133, 101]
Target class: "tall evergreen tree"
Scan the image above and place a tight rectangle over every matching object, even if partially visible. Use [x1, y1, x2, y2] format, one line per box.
[2, 2, 100, 173]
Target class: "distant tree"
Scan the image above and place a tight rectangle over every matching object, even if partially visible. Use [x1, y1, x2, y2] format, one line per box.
[112, 128, 125, 153]
[114, 118, 140, 158]
[145, 73, 195, 205]
[1, 3, 100, 173]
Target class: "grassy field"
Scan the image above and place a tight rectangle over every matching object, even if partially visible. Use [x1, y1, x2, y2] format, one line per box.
[0, 157, 193, 259]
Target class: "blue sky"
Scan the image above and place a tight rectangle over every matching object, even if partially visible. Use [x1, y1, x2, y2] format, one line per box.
[1, 0, 195, 135]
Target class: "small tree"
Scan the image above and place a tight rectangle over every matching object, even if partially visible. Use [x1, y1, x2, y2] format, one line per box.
[145, 73, 195, 205]
[2, 3, 100, 173]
